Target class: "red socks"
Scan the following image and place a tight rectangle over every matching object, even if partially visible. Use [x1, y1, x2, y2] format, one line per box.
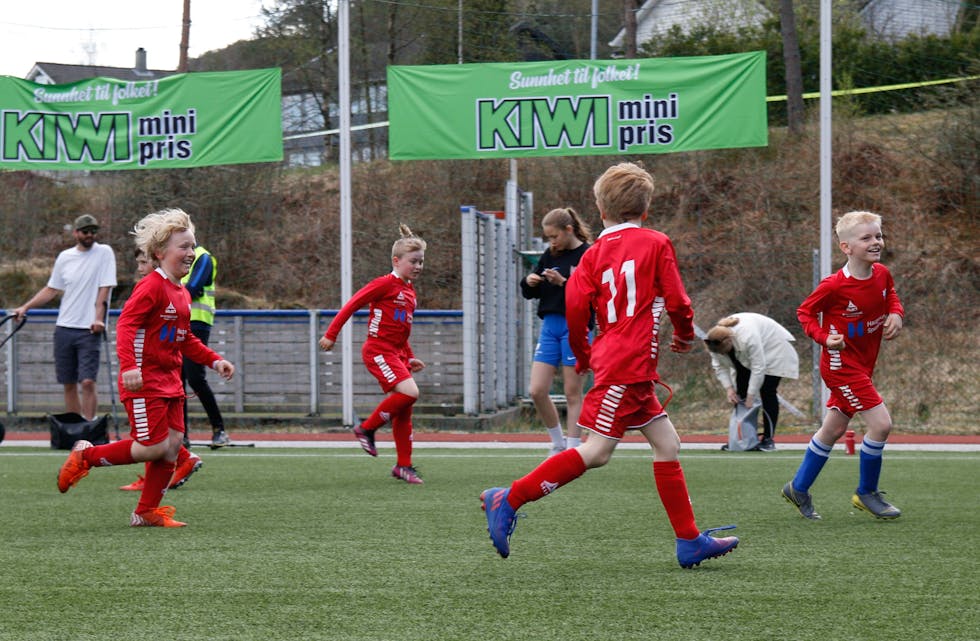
[508, 448, 587, 509]
[362, 392, 417, 431]
[83, 439, 136, 467]
[135, 459, 176, 514]
[391, 410, 414, 467]
[653, 460, 700, 540]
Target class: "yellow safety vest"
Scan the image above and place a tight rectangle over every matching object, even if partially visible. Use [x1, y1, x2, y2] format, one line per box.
[181, 245, 217, 325]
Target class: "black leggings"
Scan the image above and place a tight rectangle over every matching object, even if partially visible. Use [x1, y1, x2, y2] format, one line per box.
[182, 321, 225, 432]
[732, 358, 781, 439]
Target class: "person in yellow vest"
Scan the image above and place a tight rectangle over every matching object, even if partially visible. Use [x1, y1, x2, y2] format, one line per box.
[182, 245, 230, 448]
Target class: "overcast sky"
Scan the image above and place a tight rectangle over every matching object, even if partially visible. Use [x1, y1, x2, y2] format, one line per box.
[0, 0, 265, 78]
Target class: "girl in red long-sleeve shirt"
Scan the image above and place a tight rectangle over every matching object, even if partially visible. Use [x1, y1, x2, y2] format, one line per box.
[319, 224, 426, 485]
[56, 209, 235, 527]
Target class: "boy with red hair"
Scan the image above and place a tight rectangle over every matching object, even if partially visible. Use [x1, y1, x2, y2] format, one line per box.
[481, 162, 739, 568]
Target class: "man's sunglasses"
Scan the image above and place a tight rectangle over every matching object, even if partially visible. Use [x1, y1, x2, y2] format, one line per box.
[703, 338, 725, 347]
[78, 227, 98, 235]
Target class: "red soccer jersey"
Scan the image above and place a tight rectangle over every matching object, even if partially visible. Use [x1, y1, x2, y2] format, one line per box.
[116, 270, 222, 401]
[797, 263, 904, 382]
[566, 222, 695, 386]
[324, 273, 416, 355]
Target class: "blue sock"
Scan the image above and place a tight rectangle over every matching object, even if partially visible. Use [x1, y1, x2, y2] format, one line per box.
[792, 436, 833, 493]
[856, 437, 886, 495]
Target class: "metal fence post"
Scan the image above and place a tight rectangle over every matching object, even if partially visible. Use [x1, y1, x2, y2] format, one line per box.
[461, 206, 479, 415]
[812, 248, 823, 421]
[233, 315, 245, 413]
[309, 309, 320, 416]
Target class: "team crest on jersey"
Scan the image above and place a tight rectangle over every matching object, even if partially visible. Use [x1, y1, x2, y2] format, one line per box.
[161, 301, 178, 321]
[842, 300, 861, 319]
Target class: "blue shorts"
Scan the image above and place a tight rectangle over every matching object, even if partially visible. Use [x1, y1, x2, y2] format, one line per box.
[533, 314, 578, 368]
[53, 326, 102, 384]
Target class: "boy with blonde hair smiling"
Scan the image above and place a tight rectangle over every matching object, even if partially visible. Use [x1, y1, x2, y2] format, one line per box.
[57, 209, 235, 527]
[783, 210, 904, 520]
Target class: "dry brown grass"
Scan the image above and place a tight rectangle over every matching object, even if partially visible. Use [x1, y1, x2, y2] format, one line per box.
[1, 107, 977, 432]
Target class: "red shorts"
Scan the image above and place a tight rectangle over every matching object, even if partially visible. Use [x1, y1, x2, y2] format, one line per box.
[577, 380, 665, 440]
[362, 344, 412, 393]
[825, 375, 883, 418]
[124, 397, 185, 445]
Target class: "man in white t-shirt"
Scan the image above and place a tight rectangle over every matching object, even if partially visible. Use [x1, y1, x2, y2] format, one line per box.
[14, 214, 117, 419]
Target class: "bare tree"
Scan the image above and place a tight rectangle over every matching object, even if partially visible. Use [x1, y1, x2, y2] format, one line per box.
[623, 0, 638, 59]
[178, 0, 191, 72]
[779, 0, 805, 136]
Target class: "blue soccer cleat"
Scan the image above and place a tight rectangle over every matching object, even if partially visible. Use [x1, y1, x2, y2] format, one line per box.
[676, 525, 739, 569]
[480, 487, 518, 558]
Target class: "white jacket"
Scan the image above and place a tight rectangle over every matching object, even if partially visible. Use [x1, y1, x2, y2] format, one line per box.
[710, 312, 799, 398]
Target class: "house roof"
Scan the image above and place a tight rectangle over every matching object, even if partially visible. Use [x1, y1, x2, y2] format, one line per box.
[25, 49, 176, 85]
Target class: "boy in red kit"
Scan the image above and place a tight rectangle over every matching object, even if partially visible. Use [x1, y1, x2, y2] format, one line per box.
[57, 209, 235, 527]
[319, 224, 426, 485]
[118, 247, 204, 493]
[481, 162, 739, 568]
[782, 211, 904, 520]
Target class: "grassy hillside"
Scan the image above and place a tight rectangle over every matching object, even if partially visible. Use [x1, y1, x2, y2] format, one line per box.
[1, 107, 977, 431]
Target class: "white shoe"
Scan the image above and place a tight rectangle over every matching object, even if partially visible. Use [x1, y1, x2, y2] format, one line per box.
[548, 442, 566, 457]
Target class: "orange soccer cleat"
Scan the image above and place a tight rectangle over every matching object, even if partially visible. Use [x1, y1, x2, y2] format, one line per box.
[130, 505, 187, 528]
[119, 475, 146, 491]
[169, 454, 203, 489]
[57, 440, 93, 493]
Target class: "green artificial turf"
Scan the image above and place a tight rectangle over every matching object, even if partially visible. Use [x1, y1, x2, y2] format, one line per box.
[0, 447, 977, 641]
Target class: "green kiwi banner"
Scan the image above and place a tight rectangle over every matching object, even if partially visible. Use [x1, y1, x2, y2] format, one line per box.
[388, 51, 767, 160]
[0, 68, 282, 170]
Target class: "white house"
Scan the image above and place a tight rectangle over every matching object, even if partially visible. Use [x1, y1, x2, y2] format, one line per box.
[609, 0, 772, 50]
[859, 0, 962, 40]
[610, 0, 963, 52]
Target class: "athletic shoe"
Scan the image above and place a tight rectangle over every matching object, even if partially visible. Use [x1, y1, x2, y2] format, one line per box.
[852, 491, 901, 519]
[169, 454, 203, 489]
[782, 481, 821, 520]
[130, 505, 187, 528]
[211, 430, 231, 449]
[480, 487, 518, 559]
[676, 525, 739, 569]
[57, 439, 93, 493]
[353, 425, 377, 457]
[758, 438, 776, 452]
[119, 475, 145, 491]
[547, 444, 566, 457]
[391, 465, 423, 484]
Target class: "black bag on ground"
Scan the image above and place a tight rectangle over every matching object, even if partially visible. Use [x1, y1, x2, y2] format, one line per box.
[47, 412, 110, 450]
